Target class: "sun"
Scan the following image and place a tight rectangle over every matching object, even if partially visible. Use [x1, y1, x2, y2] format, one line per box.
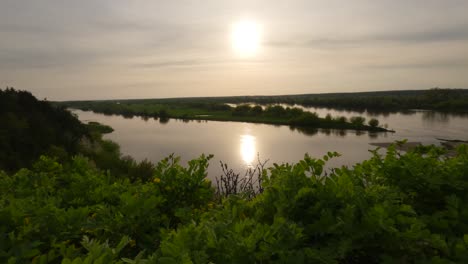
[231, 20, 262, 57]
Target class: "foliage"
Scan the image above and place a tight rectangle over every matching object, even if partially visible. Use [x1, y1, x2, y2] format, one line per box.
[0, 154, 214, 263]
[86, 122, 114, 135]
[350, 116, 366, 126]
[2, 143, 468, 263]
[368, 118, 379, 127]
[0, 88, 87, 172]
[158, 146, 468, 263]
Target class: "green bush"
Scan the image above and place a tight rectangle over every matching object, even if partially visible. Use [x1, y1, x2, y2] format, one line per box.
[1, 144, 468, 263]
[350, 116, 366, 126]
[0, 154, 214, 263]
[158, 145, 468, 263]
[368, 118, 379, 127]
[232, 104, 254, 117]
[288, 112, 320, 126]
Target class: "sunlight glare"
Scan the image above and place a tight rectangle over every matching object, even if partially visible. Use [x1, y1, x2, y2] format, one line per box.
[240, 134, 256, 166]
[231, 20, 262, 57]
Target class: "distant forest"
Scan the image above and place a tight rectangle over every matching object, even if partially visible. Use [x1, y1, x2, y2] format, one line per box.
[220, 88, 468, 113]
[62, 88, 468, 113]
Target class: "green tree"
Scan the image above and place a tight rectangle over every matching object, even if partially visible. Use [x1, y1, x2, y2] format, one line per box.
[368, 118, 379, 127]
[350, 116, 366, 126]
[251, 105, 263, 115]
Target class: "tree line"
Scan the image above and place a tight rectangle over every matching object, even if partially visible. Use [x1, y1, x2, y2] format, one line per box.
[63, 88, 468, 113]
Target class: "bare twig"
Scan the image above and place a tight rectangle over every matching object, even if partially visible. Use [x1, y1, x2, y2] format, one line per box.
[215, 154, 269, 200]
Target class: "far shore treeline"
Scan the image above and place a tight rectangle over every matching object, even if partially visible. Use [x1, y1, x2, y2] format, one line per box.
[1, 88, 468, 263]
[61, 88, 468, 114]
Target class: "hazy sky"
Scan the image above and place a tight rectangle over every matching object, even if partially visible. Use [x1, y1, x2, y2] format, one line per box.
[1, 0, 468, 100]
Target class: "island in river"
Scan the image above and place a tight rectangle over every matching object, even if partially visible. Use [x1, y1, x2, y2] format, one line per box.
[59, 100, 392, 132]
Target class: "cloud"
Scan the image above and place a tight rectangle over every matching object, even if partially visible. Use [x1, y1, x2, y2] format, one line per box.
[367, 24, 468, 43]
[365, 58, 468, 70]
[266, 24, 468, 49]
[1, 0, 468, 99]
[134, 58, 267, 69]
[0, 49, 100, 69]
[135, 60, 203, 69]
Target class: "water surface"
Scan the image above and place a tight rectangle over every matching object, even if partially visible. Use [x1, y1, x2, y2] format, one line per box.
[73, 109, 468, 180]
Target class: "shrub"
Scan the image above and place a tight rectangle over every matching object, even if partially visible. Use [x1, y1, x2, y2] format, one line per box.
[3, 144, 468, 263]
[158, 145, 468, 263]
[336, 116, 347, 123]
[232, 105, 252, 116]
[251, 105, 263, 115]
[0, 154, 215, 263]
[368, 118, 379, 127]
[350, 116, 366, 126]
[265, 105, 288, 117]
[288, 112, 320, 126]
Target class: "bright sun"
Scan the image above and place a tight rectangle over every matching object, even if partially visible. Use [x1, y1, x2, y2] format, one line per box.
[231, 20, 261, 57]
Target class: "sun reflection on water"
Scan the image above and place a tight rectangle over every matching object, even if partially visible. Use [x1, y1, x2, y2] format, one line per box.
[240, 134, 256, 166]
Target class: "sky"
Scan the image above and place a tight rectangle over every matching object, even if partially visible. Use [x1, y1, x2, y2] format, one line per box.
[1, 0, 468, 101]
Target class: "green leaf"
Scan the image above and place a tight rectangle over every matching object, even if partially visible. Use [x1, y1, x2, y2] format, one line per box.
[158, 257, 178, 264]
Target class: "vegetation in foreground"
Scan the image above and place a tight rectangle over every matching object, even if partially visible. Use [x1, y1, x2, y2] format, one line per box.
[2, 141, 468, 263]
[61, 99, 390, 132]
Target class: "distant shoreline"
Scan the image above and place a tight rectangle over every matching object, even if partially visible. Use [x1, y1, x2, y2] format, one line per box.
[58, 88, 468, 114]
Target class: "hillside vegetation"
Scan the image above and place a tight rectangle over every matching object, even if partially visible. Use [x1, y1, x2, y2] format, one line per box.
[0, 88, 86, 172]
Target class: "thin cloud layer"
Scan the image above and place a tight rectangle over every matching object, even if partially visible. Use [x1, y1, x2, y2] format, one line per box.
[1, 0, 467, 100]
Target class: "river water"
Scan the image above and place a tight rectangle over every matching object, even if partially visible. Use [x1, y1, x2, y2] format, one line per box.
[73, 108, 468, 180]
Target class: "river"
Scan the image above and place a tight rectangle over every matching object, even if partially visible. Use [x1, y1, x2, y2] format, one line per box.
[72, 108, 468, 180]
